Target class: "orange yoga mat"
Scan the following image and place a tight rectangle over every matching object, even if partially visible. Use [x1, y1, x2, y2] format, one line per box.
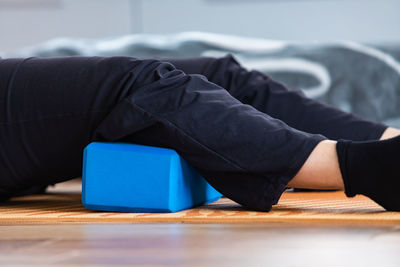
[1, 190, 399, 225]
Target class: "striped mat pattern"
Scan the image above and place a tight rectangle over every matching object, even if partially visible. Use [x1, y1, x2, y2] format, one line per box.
[1, 191, 399, 224]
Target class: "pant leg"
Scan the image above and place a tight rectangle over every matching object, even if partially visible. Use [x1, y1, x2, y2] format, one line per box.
[164, 55, 388, 141]
[0, 56, 325, 211]
[0, 57, 124, 200]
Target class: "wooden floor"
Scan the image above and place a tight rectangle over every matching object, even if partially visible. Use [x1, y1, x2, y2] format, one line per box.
[0, 223, 400, 266]
[1, 180, 400, 266]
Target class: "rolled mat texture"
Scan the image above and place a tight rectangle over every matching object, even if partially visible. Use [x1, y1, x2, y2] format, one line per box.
[1, 191, 399, 225]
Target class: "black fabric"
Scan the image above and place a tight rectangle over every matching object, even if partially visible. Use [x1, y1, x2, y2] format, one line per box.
[336, 137, 400, 211]
[0, 55, 387, 211]
[165, 55, 388, 141]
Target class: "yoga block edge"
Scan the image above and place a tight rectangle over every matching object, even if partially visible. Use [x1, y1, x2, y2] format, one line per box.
[82, 142, 222, 213]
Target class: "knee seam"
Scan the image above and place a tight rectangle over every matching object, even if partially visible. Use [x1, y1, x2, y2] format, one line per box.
[127, 99, 248, 173]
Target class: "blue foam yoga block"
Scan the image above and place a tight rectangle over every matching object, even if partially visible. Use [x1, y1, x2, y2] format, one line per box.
[82, 142, 222, 213]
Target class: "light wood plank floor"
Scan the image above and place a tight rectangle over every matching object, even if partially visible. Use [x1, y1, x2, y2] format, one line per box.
[2, 180, 400, 266]
[1, 223, 399, 266]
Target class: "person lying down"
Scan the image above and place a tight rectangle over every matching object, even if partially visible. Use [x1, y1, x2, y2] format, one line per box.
[0, 55, 399, 211]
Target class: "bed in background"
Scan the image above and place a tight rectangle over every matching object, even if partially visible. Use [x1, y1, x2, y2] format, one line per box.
[3, 31, 400, 128]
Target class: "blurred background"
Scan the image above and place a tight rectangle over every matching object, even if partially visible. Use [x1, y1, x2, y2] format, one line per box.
[1, 0, 400, 53]
[1, 0, 400, 127]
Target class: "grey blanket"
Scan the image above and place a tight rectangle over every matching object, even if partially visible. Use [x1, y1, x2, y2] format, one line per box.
[3, 32, 400, 127]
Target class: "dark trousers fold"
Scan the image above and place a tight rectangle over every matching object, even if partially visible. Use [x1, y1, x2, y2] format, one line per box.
[0, 56, 387, 210]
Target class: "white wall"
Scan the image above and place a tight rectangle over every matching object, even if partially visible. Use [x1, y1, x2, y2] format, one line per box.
[1, 0, 399, 53]
[0, 0, 135, 53]
[141, 0, 400, 43]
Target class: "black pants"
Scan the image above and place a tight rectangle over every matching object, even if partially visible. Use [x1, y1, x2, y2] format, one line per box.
[0, 55, 387, 211]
